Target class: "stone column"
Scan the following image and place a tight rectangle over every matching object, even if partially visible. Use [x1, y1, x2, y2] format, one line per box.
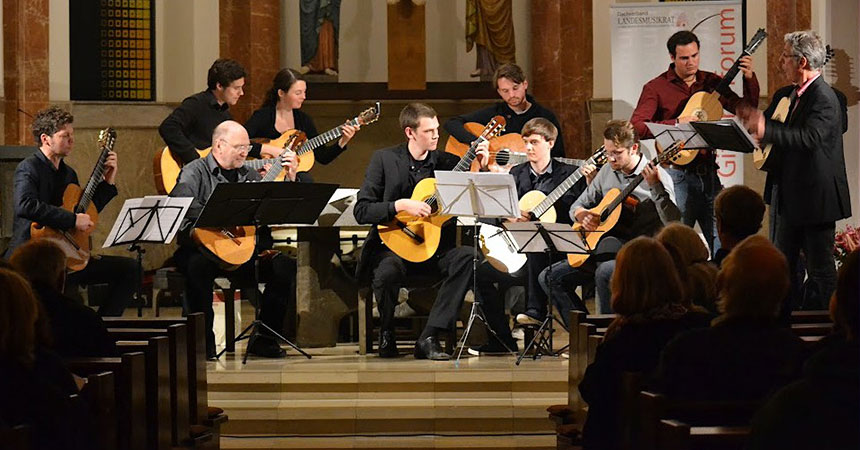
[3, 0, 50, 145]
[387, 0, 426, 90]
[766, 0, 811, 98]
[219, 0, 281, 124]
[531, 0, 593, 160]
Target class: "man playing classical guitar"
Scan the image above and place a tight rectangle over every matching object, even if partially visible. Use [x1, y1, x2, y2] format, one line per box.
[444, 63, 566, 158]
[630, 30, 759, 255]
[738, 30, 851, 321]
[539, 120, 680, 316]
[7, 106, 138, 317]
[354, 103, 490, 360]
[170, 121, 305, 359]
[468, 118, 595, 355]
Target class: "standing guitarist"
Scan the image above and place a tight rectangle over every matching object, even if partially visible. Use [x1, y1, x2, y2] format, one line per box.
[170, 121, 305, 360]
[354, 103, 490, 360]
[444, 63, 566, 158]
[630, 30, 759, 255]
[6, 106, 138, 317]
[539, 120, 680, 315]
[738, 30, 851, 320]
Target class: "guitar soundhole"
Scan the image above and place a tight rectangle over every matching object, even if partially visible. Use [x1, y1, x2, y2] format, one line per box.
[694, 110, 707, 121]
[496, 148, 511, 166]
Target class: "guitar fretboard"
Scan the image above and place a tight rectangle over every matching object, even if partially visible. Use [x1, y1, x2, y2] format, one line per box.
[532, 148, 604, 218]
[77, 132, 115, 214]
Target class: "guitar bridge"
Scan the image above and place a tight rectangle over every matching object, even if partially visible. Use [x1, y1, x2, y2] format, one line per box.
[396, 221, 425, 244]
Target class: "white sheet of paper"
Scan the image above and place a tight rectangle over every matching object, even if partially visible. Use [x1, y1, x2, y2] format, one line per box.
[434, 171, 519, 219]
[102, 196, 192, 247]
[646, 122, 710, 149]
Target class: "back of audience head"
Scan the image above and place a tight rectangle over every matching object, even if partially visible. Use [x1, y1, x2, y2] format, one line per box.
[657, 223, 717, 312]
[9, 238, 67, 291]
[830, 250, 858, 341]
[715, 185, 765, 245]
[716, 235, 789, 321]
[609, 237, 684, 335]
[0, 269, 40, 366]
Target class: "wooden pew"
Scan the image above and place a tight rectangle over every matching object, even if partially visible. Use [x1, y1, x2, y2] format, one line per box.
[790, 310, 831, 324]
[79, 371, 117, 450]
[0, 424, 31, 450]
[116, 337, 171, 450]
[791, 322, 834, 337]
[66, 352, 146, 450]
[658, 419, 749, 450]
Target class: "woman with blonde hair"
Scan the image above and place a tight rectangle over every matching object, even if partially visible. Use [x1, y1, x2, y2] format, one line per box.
[579, 237, 703, 450]
[657, 223, 718, 313]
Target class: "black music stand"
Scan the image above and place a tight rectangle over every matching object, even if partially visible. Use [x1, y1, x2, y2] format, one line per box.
[688, 117, 758, 153]
[103, 196, 191, 317]
[195, 181, 339, 363]
[504, 222, 597, 365]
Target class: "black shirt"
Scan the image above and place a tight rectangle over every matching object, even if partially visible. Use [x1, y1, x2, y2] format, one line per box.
[6, 150, 117, 256]
[243, 105, 347, 163]
[443, 94, 566, 157]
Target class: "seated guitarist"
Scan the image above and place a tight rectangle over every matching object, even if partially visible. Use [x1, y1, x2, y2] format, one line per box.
[170, 121, 306, 360]
[539, 120, 680, 317]
[444, 63, 566, 158]
[630, 30, 759, 255]
[468, 118, 596, 356]
[6, 106, 138, 317]
[354, 103, 490, 360]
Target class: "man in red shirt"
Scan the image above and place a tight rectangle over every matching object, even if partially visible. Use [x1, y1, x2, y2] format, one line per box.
[630, 30, 759, 255]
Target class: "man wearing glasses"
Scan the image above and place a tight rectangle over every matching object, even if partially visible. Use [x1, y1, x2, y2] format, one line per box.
[171, 121, 303, 359]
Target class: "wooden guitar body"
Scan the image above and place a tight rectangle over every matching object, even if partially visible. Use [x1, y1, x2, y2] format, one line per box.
[29, 184, 96, 272]
[753, 96, 791, 171]
[261, 129, 315, 175]
[567, 188, 623, 268]
[672, 91, 725, 166]
[445, 122, 527, 172]
[191, 226, 256, 270]
[153, 146, 211, 194]
[378, 177, 452, 263]
[518, 190, 556, 223]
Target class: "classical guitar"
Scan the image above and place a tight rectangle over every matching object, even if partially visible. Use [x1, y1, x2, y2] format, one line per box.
[445, 121, 526, 172]
[480, 146, 608, 273]
[567, 140, 685, 268]
[379, 116, 506, 263]
[30, 128, 117, 272]
[189, 132, 307, 270]
[753, 46, 834, 171]
[672, 28, 767, 165]
[153, 102, 381, 194]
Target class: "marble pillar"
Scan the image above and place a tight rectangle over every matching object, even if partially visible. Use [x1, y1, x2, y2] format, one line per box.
[531, 0, 593, 160]
[766, 0, 811, 98]
[3, 0, 50, 145]
[219, 0, 281, 124]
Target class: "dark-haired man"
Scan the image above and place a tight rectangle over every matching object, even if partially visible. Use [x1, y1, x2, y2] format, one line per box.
[354, 103, 489, 360]
[713, 185, 765, 267]
[159, 58, 280, 164]
[630, 30, 760, 255]
[444, 63, 565, 158]
[7, 106, 139, 316]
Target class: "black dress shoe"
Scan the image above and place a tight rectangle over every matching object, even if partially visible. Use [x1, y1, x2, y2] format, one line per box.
[248, 338, 287, 358]
[413, 336, 450, 361]
[378, 330, 400, 358]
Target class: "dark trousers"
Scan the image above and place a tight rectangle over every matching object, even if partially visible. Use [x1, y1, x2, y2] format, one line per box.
[369, 246, 474, 335]
[66, 254, 139, 317]
[774, 218, 837, 322]
[475, 261, 526, 342]
[666, 165, 722, 256]
[173, 245, 295, 355]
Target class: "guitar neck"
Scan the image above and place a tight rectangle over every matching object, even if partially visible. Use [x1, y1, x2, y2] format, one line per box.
[713, 51, 749, 95]
[297, 118, 357, 156]
[531, 156, 598, 218]
[77, 147, 111, 213]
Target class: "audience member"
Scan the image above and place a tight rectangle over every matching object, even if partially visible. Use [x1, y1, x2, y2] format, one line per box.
[713, 185, 765, 267]
[657, 223, 719, 313]
[746, 250, 859, 450]
[654, 235, 805, 402]
[0, 268, 93, 450]
[10, 239, 117, 357]
[579, 237, 702, 450]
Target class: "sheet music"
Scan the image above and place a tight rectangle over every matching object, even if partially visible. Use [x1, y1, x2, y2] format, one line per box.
[503, 222, 592, 254]
[102, 195, 192, 247]
[434, 171, 519, 219]
[646, 122, 710, 149]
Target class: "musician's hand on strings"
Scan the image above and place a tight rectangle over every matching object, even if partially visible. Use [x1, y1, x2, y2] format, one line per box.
[338, 123, 360, 147]
[642, 162, 660, 187]
[475, 140, 491, 170]
[739, 55, 755, 80]
[395, 199, 432, 218]
[575, 208, 600, 232]
[280, 150, 299, 181]
[580, 163, 598, 184]
[75, 213, 94, 232]
[260, 144, 282, 159]
[103, 151, 118, 185]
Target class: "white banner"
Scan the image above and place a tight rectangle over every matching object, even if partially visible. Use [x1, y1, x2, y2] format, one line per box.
[610, 1, 745, 186]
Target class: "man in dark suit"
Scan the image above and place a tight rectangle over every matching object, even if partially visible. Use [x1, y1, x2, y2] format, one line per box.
[468, 118, 595, 355]
[740, 30, 851, 319]
[354, 103, 490, 360]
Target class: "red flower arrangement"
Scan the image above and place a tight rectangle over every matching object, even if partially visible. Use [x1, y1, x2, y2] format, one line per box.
[834, 225, 860, 267]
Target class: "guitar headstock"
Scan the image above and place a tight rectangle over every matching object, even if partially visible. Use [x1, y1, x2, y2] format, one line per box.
[655, 140, 685, 165]
[591, 146, 608, 167]
[480, 116, 506, 141]
[356, 102, 381, 126]
[824, 44, 835, 66]
[98, 128, 117, 152]
[744, 28, 768, 55]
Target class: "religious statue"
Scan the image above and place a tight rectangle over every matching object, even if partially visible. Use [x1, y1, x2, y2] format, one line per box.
[299, 0, 341, 76]
[466, 0, 516, 80]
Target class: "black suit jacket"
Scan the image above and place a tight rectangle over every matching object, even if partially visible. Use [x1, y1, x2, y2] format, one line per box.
[762, 77, 851, 226]
[353, 144, 462, 280]
[507, 161, 585, 226]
